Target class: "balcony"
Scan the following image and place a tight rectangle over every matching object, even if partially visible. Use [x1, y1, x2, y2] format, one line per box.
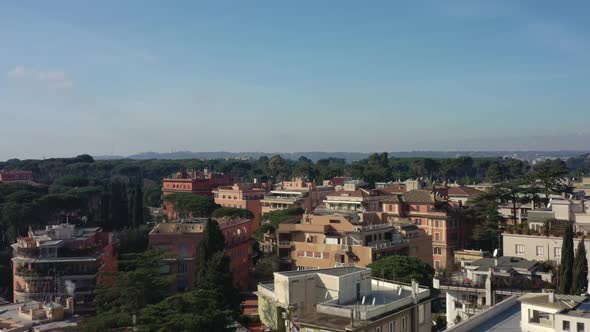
[369, 239, 408, 250]
[278, 241, 292, 248]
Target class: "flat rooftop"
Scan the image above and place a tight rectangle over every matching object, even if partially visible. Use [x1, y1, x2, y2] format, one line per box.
[274, 266, 366, 277]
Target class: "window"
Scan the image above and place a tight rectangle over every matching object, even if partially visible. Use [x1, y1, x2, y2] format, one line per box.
[536, 246, 544, 257]
[434, 247, 442, 255]
[419, 304, 425, 323]
[555, 247, 562, 259]
[376, 327, 381, 332]
[389, 321, 395, 332]
[563, 320, 570, 331]
[434, 232, 440, 241]
[401, 316, 407, 331]
[329, 219, 341, 224]
[577, 322, 584, 332]
[515, 244, 525, 255]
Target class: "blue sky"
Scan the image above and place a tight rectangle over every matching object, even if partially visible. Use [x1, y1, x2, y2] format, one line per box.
[1, 0, 589, 160]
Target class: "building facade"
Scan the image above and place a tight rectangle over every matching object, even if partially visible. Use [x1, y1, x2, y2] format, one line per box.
[276, 212, 413, 271]
[161, 169, 233, 220]
[11, 224, 117, 312]
[384, 189, 468, 270]
[213, 182, 270, 229]
[257, 267, 432, 332]
[149, 217, 253, 291]
[260, 178, 334, 215]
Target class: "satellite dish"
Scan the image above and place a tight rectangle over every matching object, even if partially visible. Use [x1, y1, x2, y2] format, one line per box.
[493, 249, 498, 258]
[361, 296, 366, 305]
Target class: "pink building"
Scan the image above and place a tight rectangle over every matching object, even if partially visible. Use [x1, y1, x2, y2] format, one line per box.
[260, 178, 334, 215]
[213, 182, 270, 229]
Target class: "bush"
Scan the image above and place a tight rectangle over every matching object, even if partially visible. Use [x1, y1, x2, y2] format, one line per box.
[212, 207, 254, 219]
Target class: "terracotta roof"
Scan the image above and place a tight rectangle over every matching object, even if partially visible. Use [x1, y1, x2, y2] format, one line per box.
[447, 186, 483, 197]
[402, 190, 436, 203]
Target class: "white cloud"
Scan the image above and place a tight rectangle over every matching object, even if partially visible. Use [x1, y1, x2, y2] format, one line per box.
[6, 66, 74, 88]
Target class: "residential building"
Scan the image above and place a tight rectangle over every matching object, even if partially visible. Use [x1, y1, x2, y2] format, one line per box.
[444, 295, 521, 332]
[149, 217, 253, 291]
[276, 211, 411, 270]
[435, 256, 552, 327]
[323, 188, 393, 213]
[213, 182, 270, 229]
[0, 169, 34, 183]
[257, 266, 432, 332]
[447, 186, 483, 206]
[384, 188, 468, 270]
[11, 224, 117, 312]
[162, 169, 233, 220]
[519, 291, 590, 332]
[398, 224, 433, 266]
[260, 178, 334, 215]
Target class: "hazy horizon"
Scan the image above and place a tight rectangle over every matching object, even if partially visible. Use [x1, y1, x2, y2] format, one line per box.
[1, 1, 589, 160]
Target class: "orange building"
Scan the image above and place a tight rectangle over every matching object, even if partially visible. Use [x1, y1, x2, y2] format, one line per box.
[213, 182, 270, 229]
[383, 188, 467, 270]
[149, 217, 253, 291]
[276, 212, 412, 271]
[162, 169, 233, 220]
[260, 178, 334, 215]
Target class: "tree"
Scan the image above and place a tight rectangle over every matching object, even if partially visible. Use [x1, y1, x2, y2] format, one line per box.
[212, 207, 254, 219]
[573, 239, 588, 295]
[194, 219, 241, 320]
[268, 155, 288, 181]
[138, 289, 234, 332]
[368, 256, 435, 287]
[130, 184, 144, 227]
[533, 159, 569, 206]
[164, 193, 219, 218]
[559, 223, 575, 294]
[109, 178, 129, 230]
[466, 192, 504, 252]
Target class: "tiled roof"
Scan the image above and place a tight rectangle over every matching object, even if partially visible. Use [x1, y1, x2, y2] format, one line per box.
[402, 190, 436, 203]
[448, 186, 483, 197]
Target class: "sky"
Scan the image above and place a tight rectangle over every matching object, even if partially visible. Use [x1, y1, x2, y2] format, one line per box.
[1, 0, 589, 160]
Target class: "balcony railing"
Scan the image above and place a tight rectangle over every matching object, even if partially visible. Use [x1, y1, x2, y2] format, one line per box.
[369, 239, 408, 249]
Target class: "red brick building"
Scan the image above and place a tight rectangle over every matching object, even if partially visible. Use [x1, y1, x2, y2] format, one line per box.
[162, 169, 233, 220]
[149, 217, 253, 291]
[383, 188, 467, 270]
[0, 169, 34, 183]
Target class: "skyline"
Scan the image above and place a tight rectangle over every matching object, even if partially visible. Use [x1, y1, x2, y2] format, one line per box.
[1, 0, 590, 160]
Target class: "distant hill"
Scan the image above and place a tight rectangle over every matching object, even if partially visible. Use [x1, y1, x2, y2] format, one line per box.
[93, 150, 590, 162]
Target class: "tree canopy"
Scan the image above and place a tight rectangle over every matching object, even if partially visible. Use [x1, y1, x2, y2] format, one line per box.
[368, 255, 435, 288]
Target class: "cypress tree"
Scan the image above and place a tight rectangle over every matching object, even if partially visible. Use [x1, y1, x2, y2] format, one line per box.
[109, 178, 129, 230]
[131, 184, 144, 227]
[573, 239, 588, 295]
[193, 219, 240, 319]
[559, 223, 575, 294]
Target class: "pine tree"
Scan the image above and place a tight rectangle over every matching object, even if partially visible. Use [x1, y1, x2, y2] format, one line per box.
[559, 223, 575, 294]
[109, 178, 129, 230]
[573, 239, 588, 295]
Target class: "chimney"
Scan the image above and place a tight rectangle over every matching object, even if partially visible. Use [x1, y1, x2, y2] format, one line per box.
[411, 279, 419, 304]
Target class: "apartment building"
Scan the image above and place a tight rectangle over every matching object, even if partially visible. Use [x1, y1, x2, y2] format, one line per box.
[257, 266, 432, 332]
[11, 224, 117, 312]
[260, 178, 334, 215]
[435, 256, 552, 327]
[162, 169, 233, 219]
[520, 292, 590, 332]
[148, 217, 252, 290]
[276, 212, 413, 271]
[213, 182, 270, 229]
[323, 187, 393, 213]
[384, 188, 467, 270]
[447, 186, 483, 206]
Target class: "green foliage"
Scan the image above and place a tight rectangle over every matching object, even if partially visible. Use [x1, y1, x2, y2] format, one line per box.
[253, 254, 279, 281]
[54, 175, 90, 187]
[254, 207, 305, 240]
[268, 155, 289, 181]
[138, 289, 234, 332]
[194, 219, 241, 320]
[573, 239, 588, 295]
[130, 184, 144, 227]
[164, 192, 219, 218]
[466, 192, 504, 252]
[368, 255, 435, 288]
[115, 225, 151, 256]
[560, 222, 575, 294]
[212, 207, 254, 219]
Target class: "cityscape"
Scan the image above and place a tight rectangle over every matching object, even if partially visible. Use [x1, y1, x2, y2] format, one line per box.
[2, 1, 590, 332]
